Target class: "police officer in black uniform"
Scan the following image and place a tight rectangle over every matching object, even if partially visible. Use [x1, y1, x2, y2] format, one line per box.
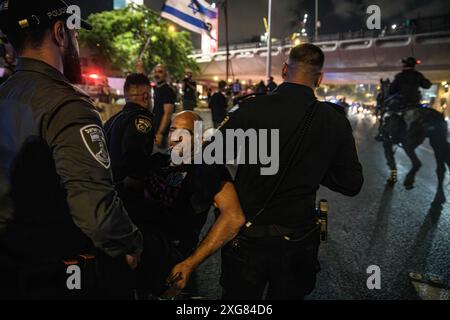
[105, 73, 154, 188]
[0, 0, 142, 299]
[219, 44, 364, 300]
[389, 57, 432, 110]
[104, 74, 157, 298]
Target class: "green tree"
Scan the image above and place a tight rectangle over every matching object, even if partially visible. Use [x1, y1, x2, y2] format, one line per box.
[79, 4, 198, 79]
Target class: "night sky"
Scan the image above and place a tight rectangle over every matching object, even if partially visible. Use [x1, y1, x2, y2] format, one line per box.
[72, 0, 450, 47]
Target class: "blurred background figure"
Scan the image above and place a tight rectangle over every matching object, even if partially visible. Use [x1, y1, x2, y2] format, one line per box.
[153, 64, 176, 150]
[182, 70, 197, 111]
[209, 80, 228, 128]
[256, 80, 267, 94]
[267, 76, 278, 93]
[232, 79, 242, 97]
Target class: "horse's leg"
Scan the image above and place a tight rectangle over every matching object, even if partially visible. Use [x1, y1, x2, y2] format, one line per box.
[383, 140, 397, 185]
[403, 144, 422, 190]
[429, 127, 448, 205]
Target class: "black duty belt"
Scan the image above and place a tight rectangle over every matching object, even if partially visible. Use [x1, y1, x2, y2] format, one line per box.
[240, 223, 318, 241]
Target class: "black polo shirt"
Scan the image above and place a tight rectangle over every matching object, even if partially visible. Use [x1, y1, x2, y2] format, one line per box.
[104, 102, 155, 183]
[221, 83, 364, 229]
[153, 83, 176, 135]
[144, 153, 232, 255]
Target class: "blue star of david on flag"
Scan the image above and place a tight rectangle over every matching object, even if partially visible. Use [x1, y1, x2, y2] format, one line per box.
[188, 1, 200, 15]
[161, 0, 218, 35]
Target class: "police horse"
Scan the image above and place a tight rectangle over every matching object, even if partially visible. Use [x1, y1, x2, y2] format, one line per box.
[378, 84, 450, 206]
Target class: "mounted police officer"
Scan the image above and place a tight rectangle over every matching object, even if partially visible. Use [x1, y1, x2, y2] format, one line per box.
[219, 44, 364, 300]
[0, 0, 142, 299]
[376, 57, 432, 142]
[389, 57, 432, 111]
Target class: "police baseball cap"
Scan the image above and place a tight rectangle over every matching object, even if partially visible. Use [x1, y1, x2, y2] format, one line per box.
[402, 57, 419, 67]
[0, 0, 92, 35]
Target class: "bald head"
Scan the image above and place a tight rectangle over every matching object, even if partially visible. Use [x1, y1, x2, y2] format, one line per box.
[172, 111, 203, 133]
[282, 43, 325, 89]
[153, 64, 168, 83]
[169, 111, 203, 150]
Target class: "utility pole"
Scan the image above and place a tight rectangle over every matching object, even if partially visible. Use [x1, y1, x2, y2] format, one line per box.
[315, 0, 319, 41]
[224, 0, 230, 82]
[266, 0, 273, 80]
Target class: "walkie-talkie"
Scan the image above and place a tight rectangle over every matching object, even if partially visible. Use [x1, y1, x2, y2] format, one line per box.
[317, 199, 329, 242]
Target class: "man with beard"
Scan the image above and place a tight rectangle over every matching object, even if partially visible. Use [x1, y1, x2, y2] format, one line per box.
[144, 111, 246, 298]
[153, 64, 176, 150]
[0, 0, 143, 299]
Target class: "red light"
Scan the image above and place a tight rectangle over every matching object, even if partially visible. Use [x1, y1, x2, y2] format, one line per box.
[416, 60, 422, 65]
[89, 74, 100, 80]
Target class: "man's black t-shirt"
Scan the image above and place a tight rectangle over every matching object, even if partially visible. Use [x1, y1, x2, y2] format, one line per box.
[153, 83, 176, 135]
[144, 153, 232, 254]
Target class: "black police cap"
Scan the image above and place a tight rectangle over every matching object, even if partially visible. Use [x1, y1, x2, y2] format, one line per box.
[402, 57, 418, 67]
[0, 0, 92, 35]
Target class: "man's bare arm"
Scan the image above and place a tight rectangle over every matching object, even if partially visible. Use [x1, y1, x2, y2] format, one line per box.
[162, 182, 245, 297]
[186, 181, 245, 268]
[156, 104, 175, 146]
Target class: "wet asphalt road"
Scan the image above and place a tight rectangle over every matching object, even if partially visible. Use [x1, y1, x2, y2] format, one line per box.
[193, 110, 450, 300]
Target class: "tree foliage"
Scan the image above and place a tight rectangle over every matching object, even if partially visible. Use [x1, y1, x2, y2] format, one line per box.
[79, 4, 198, 79]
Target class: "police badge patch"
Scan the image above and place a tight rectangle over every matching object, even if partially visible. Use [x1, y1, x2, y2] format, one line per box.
[135, 116, 152, 134]
[0, 0, 9, 12]
[80, 125, 111, 169]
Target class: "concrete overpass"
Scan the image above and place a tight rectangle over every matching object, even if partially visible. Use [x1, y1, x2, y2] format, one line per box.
[191, 31, 450, 85]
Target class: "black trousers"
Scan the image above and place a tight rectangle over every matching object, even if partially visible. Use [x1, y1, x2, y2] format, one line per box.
[95, 251, 135, 300]
[221, 233, 320, 300]
[0, 251, 134, 300]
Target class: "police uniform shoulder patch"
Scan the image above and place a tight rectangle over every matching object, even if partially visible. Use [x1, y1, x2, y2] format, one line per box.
[228, 104, 240, 114]
[135, 116, 153, 134]
[0, 0, 9, 12]
[80, 124, 111, 169]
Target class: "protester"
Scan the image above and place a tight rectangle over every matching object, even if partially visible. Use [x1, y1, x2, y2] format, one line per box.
[209, 80, 229, 128]
[182, 70, 197, 111]
[153, 64, 176, 149]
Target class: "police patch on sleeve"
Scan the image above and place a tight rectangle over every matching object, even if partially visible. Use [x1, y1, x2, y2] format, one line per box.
[0, 0, 9, 12]
[135, 116, 153, 134]
[228, 104, 240, 114]
[80, 125, 111, 169]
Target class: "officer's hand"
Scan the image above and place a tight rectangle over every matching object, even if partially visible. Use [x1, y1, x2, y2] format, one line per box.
[161, 262, 194, 299]
[125, 252, 141, 270]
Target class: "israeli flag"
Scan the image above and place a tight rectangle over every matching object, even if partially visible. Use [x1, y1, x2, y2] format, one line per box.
[161, 0, 218, 35]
